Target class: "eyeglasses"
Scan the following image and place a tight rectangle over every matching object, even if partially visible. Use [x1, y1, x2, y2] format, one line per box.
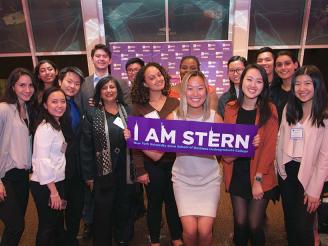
[228, 68, 244, 74]
[127, 68, 140, 74]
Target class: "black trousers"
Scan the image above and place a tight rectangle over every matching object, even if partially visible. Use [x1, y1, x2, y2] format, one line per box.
[144, 161, 182, 244]
[279, 161, 315, 246]
[30, 180, 65, 246]
[93, 172, 137, 246]
[0, 168, 29, 246]
[63, 176, 84, 245]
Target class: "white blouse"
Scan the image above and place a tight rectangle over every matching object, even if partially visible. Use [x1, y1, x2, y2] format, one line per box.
[31, 122, 66, 185]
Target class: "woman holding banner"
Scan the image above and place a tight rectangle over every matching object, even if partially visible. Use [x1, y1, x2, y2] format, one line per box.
[131, 63, 182, 246]
[222, 64, 279, 246]
[170, 71, 223, 246]
[142, 70, 224, 246]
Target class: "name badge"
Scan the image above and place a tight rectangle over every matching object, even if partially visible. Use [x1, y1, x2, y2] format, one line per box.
[61, 142, 67, 153]
[113, 117, 125, 129]
[144, 110, 160, 119]
[290, 128, 304, 140]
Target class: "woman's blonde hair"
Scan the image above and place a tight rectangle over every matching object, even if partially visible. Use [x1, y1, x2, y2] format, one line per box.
[176, 71, 211, 120]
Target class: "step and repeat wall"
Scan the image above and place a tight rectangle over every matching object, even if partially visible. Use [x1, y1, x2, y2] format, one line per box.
[110, 40, 232, 96]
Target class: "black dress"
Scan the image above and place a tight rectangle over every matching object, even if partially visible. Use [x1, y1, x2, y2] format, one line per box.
[229, 107, 277, 200]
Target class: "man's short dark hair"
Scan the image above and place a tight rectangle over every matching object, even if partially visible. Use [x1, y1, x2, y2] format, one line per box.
[58, 66, 84, 84]
[91, 44, 111, 58]
[125, 57, 145, 71]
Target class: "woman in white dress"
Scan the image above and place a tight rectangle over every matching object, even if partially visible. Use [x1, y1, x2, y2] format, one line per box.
[145, 71, 223, 246]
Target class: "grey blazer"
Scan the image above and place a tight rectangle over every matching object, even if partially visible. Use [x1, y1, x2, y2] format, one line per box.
[75, 75, 131, 114]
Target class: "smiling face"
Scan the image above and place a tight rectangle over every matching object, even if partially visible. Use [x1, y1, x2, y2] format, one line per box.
[228, 60, 245, 85]
[242, 68, 264, 100]
[256, 51, 274, 77]
[294, 74, 314, 104]
[13, 74, 34, 104]
[100, 80, 118, 105]
[43, 91, 66, 122]
[275, 55, 298, 81]
[38, 62, 58, 87]
[92, 49, 111, 71]
[186, 75, 207, 109]
[144, 66, 165, 92]
[59, 71, 81, 98]
[180, 58, 199, 80]
[127, 63, 142, 82]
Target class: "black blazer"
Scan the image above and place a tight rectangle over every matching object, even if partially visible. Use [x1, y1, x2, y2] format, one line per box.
[61, 101, 83, 180]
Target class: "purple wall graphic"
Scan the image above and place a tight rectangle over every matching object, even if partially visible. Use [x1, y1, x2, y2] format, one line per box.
[109, 40, 232, 95]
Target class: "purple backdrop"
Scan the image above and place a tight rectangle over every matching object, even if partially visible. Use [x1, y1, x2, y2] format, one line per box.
[109, 40, 232, 96]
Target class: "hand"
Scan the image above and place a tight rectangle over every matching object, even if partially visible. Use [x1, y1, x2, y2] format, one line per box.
[304, 194, 320, 213]
[86, 180, 94, 192]
[137, 173, 150, 185]
[123, 128, 131, 141]
[88, 98, 95, 107]
[0, 183, 6, 202]
[49, 193, 62, 210]
[252, 134, 260, 148]
[252, 181, 264, 200]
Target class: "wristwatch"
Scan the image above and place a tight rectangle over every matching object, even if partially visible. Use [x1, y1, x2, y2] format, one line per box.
[254, 176, 263, 183]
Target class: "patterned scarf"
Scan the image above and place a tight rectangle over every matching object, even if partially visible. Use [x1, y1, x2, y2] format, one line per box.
[93, 104, 133, 184]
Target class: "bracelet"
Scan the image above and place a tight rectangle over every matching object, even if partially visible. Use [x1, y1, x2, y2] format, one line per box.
[50, 193, 59, 198]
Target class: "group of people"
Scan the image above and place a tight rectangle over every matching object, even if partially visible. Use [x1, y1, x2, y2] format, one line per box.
[0, 43, 327, 246]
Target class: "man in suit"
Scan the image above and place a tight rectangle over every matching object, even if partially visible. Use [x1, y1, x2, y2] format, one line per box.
[58, 66, 85, 245]
[77, 44, 131, 113]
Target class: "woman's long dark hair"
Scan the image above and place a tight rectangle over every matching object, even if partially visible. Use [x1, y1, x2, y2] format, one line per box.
[93, 76, 126, 107]
[1, 68, 38, 128]
[33, 60, 58, 92]
[287, 65, 328, 127]
[227, 56, 248, 101]
[237, 64, 273, 127]
[34, 87, 66, 132]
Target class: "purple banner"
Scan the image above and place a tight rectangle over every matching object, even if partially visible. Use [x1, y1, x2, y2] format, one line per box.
[109, 40, 232, 96]
[127, 116, 258, 157]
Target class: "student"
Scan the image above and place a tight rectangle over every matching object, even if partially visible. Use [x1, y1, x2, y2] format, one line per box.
[270, 50, 299, 123]
[0, 68, 36, 245]
[125, 57, 145, 87]
[145, 71, 223, 246]
[78, 44, 131, 113]
[58, 66, 85, 245]
[125, 57, 147, 220]
[131, 62, 182, 246]
[276, 65, 328, 246]
[170, 55, 218, 110]
[33, 60, 59, 103]
[30, 87, 67, 246]
[222, 64, 279, 246]
[217, 56, 247, 118]
[255, 47, 279, 86]
[80, 76, 136, 245]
